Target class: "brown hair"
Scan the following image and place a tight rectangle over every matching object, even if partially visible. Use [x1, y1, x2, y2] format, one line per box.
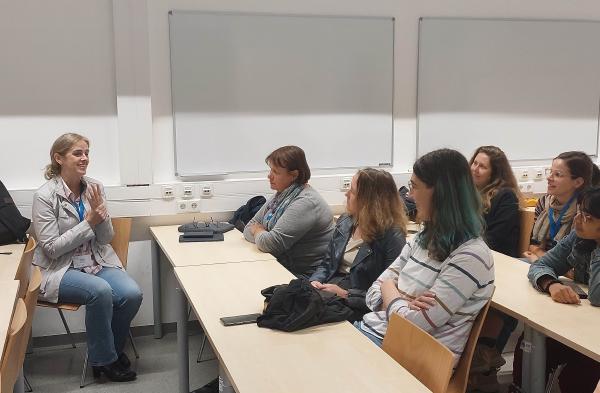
[265, 146, 311, 184]
[354, 168, 408, 242]
[44, 133, 89, 180]
[555, 151, 600, 190]
[469, 146, 523, 213]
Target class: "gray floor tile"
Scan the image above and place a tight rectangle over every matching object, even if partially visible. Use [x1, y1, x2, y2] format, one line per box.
[24, 332, 218, 393]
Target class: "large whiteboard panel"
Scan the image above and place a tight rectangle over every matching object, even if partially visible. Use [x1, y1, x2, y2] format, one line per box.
[169, 11, 394, 176]
[417, 18, 600, 161]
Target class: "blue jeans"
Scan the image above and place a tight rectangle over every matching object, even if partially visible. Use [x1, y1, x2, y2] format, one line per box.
[58, 267, 143, 366]
[353, 321, 383, 347]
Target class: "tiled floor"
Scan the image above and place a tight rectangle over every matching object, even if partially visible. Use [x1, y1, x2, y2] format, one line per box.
[24, 332, 218, 393]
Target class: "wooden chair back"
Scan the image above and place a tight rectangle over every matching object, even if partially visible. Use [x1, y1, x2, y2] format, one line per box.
[0, 299, 27, 393]
[110, 217, 132, 269]
[383, 313, 454, 393]
[446, 297, 494, 393]
[518, 208, 535, 256]
[15, 237, 36, 298]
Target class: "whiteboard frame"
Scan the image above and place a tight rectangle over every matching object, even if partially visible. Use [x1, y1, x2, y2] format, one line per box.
[416, 17, 600, 162]
[168, 10, 395, 177]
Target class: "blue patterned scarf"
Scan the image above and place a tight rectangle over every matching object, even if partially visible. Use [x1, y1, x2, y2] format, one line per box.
[262, 183, 304, 230]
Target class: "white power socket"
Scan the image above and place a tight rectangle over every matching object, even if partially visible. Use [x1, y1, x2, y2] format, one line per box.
[340, 177, 352, 191]
[176, 199, 201, 213]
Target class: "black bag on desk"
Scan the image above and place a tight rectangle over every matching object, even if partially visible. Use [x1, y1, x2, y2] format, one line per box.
[0, 180, 30, 245]
[229, 195, 266, 232]
[257, 278, 353, 332]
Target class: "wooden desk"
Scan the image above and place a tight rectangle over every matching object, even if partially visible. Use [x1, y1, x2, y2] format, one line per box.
[492, 251, 600, 393]
[149, 226, 275, 338]
[0, 280, 19, 364]
[0, 244, 25, 280]
[174, 261, 431, 393]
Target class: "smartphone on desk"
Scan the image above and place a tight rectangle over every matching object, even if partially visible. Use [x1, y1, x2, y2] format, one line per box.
[220, 313, 261, 326]
[561, 281, 588, 299]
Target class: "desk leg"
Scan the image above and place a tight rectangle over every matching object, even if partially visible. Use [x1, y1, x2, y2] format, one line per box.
[522, 326, 533, 393]
[522, 325, 547, 393]
[177, 286, 190, 393]
[152, 240, 163, 339]
[530, 329, 547, 393]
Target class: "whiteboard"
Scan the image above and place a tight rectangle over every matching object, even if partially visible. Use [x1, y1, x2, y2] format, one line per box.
[169, 11, 394, 176]
[417, 18, 600, 161]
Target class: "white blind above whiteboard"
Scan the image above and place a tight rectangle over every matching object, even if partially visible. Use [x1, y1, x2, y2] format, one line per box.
[417, 18, 600, 161]
[169, 11, 394, 176]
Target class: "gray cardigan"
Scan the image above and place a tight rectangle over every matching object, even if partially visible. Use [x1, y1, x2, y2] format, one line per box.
[32, 176, 122, 303]
[244, 185, 334, 277]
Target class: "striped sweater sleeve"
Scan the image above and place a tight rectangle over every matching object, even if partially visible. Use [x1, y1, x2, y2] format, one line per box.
[365, 241, 412, 311]
[386, 245, 494, 333]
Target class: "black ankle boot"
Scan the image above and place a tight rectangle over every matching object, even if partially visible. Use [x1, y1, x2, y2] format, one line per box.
[92, 361, 137, 382]
[117, 352, 131, 369]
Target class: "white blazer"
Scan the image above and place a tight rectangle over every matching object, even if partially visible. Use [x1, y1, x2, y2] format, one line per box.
[32, 176, 122, 303]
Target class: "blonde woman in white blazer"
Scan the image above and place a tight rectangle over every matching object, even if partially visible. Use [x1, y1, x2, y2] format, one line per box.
[32, 133, 141, 383]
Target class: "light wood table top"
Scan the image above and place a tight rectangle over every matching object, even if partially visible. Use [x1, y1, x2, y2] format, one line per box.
[150, 226, 275, 267]
[492, 251, 600, 362]
[0, 244, 25, 280]
[0, 280, 19, 363]
[175, 260, 431, 393]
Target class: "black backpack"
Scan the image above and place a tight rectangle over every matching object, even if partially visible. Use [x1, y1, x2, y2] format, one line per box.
[257, 278, 353, 332]
[0, 180, 30, 245]
[229, 195, 266, 232]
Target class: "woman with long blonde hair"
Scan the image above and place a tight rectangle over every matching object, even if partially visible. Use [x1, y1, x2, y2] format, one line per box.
[310, 168, 407, 319]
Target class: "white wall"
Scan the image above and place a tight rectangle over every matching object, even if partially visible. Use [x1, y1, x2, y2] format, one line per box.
[5, 0, 600, 337]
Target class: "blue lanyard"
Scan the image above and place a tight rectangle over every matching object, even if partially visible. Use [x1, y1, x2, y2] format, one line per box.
[548, 194, 576, 239]
[73, 198, 85, 222]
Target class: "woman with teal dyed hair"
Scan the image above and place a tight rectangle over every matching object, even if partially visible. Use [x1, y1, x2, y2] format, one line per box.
[355, 149, 495, 367]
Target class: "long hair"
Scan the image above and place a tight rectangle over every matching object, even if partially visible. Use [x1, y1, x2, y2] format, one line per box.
[413, 149, 484, 261]
[469, 146, 523, 213]
[45, 133, 89, 180]
[354, 168, 408, 242]
[265, 146, 311, 184]
[555, 151, 600, 191]
[574, 187, 600, 252]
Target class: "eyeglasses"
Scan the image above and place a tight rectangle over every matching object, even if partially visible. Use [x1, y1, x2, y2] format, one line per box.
[576, 207, 593, 223]
[545, 168, 575, 179]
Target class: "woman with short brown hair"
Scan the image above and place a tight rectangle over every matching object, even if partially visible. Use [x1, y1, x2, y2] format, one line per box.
[244, 146, 333, 277]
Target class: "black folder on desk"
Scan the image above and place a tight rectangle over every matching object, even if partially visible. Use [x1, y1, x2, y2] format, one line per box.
[178, 230, 224, 243]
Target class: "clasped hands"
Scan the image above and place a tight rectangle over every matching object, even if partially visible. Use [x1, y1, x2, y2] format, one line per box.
[85, 184, 108, 227]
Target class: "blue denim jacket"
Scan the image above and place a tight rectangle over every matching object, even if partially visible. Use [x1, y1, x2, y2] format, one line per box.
[309, 214, 406, 313]
[528, 231, 600, 306]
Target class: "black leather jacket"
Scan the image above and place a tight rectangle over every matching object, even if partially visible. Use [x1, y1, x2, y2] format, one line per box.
[309, 214, 406, 315]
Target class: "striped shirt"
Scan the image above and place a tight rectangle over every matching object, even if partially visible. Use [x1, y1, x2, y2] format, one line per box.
[360, 234, 495, 364]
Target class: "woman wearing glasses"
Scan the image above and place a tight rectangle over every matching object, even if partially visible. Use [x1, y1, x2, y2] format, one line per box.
[522, 187, 600, 393]
[355, 149, 494, 367]
[524, 151, 600, 262]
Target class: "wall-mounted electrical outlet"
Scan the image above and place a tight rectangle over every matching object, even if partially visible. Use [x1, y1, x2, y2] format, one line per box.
[189, 199, 201, 212]
[340, 177, 352, 191]
[519, 170, 529, 181]
[519, 182, 534, 193]
[176, 199, 188, 212]
[176, 198, 201, 213]
[201, 185, 212, 198]
[162, 185, 174, 199]
[534, 168, 544, 180]
[183, 185, 194, 198]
